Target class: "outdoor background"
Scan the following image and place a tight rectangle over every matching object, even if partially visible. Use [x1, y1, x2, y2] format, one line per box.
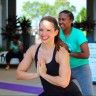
[16, 0, 96, 82]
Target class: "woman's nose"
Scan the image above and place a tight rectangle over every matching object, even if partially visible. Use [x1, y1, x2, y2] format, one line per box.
[40, 31, 46, 36]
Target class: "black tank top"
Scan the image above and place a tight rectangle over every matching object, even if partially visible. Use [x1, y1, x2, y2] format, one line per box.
[35, 44, 82, 96]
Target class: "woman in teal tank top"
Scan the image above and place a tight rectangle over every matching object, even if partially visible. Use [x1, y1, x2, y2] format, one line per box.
[58, 10, 93, 96]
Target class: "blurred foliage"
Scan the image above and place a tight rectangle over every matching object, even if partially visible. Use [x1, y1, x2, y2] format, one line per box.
[0, 47, 5, 52]
[18, 16, 31, 34]
[1, 16, 20, 41]
[74, 18, 96, 35]
[1, 16, 32, 50]
[74, 7, 96, 35]
[75, 7, 87, 22]
[22, 0, 76, 19]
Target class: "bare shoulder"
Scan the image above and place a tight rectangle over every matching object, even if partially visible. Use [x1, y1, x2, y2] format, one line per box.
[55, 46, 69, 63]
[24, 43, 41, 58]
[57, 46, 69, 55]
[29, 44, 40, 51]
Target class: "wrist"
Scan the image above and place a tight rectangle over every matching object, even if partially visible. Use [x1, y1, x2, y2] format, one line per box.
[32, 73, 39, 78]
[70, 52, 73, 56]
[40, 72, 47, 78]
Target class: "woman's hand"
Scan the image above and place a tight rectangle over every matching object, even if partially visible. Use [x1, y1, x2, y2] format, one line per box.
[37, 57, 47, 77]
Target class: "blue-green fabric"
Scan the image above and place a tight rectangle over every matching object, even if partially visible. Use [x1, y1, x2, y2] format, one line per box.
[59, 27, 89, 68]
[10, 41, 21, 53]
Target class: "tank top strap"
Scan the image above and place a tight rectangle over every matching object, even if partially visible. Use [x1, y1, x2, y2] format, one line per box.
[35, 44, 41, 64]
[52, 47, 57, 61]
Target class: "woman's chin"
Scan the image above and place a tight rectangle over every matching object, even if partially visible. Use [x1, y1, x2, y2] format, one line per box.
[41, 40, 47, 43]
[60, 25, 64, 29]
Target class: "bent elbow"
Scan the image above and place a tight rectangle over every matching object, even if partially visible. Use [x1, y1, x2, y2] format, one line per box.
[59, 79, 70, 88]
[61, 81, 70, 88]
[86, 55, 89, 58]
[16, 70, 22, 80]
[84, 54, 89, 58]
[16, 76, 20, 80]
[87, 53, 90, 58]
[82, 52, 89, 58]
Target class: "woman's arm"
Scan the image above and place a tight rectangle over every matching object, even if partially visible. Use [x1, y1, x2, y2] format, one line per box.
[16, 45, 39, 80]
[70, 42, 89, 58]
[38, 47, 71, 88]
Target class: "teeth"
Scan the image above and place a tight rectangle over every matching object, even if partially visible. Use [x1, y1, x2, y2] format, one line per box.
[60, 24, 63, 27]
[42, 36, 48, 40]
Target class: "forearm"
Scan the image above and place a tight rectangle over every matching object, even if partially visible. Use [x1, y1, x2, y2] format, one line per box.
[16, 71, 39, 80]
[41, 73, 70, 88]
[70, 52, 89, 58]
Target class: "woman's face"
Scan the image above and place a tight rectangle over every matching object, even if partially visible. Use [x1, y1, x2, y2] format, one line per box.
[58, 13, 72, 30]
[39, 20, 58, 44]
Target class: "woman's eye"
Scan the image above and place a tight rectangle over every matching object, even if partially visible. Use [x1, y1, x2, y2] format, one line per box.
[62, 18, 65, 21]
[39, 29, 43, 31]
[47, 29, 51, 31]
[59, 18, 65, 21]
[39, 28, 51, 32]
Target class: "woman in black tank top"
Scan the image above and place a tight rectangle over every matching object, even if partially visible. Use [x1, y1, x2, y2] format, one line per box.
[35, 44, 82, 96]
[16, 16, 82, 96]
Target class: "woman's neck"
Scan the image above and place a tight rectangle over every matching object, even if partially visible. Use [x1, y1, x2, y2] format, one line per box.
[41, 42, 55, 50]
[64, 27, 72, 36]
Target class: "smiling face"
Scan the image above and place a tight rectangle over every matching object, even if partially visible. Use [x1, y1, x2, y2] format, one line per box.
[39, 20, 58, 44]
[58, 13, 73, 31]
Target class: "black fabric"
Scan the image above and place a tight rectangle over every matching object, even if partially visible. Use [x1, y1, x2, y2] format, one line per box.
[35, 44, 82, 96]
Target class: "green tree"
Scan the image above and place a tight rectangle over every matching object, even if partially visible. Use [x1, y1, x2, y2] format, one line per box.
[18, 16, 32, 52]
[75, 7, 87, 22]
[22, 0, 76, 19]
[74, 7, 95, 36]
[22, 1, 41, 19]
[54, 0, 76, 15]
